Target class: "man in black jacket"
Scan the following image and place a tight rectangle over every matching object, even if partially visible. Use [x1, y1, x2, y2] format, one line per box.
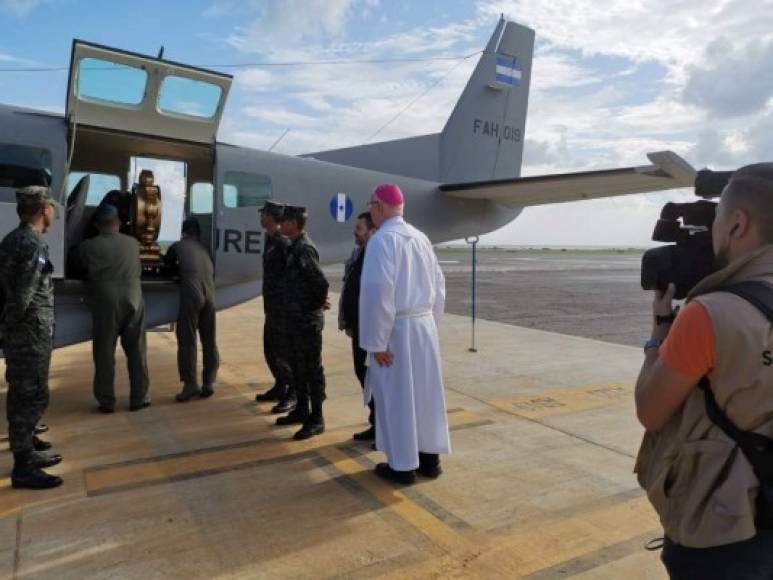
[274, 206, 330, 440]
[339, 212, 377, 440]
[255, 201, 291, 407]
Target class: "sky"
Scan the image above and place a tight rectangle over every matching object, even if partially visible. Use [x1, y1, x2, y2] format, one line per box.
[1, 0, 772, 246]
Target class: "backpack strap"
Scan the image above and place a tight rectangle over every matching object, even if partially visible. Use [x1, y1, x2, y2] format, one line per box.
[719, 281, 773, 323]
[699, 280, 773, 480]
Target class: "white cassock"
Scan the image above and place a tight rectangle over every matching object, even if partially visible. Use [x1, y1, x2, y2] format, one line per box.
[359, 216, 451, 471]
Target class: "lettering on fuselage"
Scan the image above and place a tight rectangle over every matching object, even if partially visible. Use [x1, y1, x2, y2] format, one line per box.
[214, 229, 262, 254]
[764, 350, 772, 367]
[473, 118, 521, 142]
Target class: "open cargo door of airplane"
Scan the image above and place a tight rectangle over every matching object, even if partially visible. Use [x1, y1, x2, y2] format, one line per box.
[66, 40, 232, 144]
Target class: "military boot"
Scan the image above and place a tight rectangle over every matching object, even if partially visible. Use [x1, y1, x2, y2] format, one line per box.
[294, 399, 325, 440]
[11, 452, 63, 490]
[33, 435, 52, 451]
[34, 424, 49, 435]
[255, 382, 286, 402]
[271, 390, 297, 414]
[29, 450, 63, 469]
[276, 392, 308, 425]
[176, 382, 201, 402]
[200, 383, 215, 398]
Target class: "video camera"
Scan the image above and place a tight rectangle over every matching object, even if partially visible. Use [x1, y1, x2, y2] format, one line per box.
[640, 169, 734, 299]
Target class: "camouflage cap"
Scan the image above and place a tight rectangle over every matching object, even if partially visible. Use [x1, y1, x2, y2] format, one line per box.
[279, 205, 308, 221]
[259, 200, 285, 219]
[16, 186, 55, 208]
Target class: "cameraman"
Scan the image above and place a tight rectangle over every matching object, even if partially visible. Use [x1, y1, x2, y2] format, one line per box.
[635, 163, 773, 579]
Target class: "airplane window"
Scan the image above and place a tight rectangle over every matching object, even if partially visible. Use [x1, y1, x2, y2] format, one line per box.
[190, 182, 214, 214]
[222, 171, 271, 208]
[77, 58, 147, 106]
[67, 172, 121, 206]
[0, 144, 52, 190]
[158, 76, 222, 119]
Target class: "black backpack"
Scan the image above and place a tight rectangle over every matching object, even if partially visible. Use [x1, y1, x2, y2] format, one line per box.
[699, 281, 773, 529]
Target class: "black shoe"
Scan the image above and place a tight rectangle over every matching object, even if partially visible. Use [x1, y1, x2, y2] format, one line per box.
[175, 383, 201, 402]
[374, 463, 416, 485]
[353, 426, 375, 441]
[29, 451, 62, 469]
[97, 405, 115, 414]
[11, 466, 63, 490]
[200, 384, 215, 398]
[34, 424, 49, 435]
[418, 452, 442, 478]
[33, 436, 52, 451]
[255, 383, 284, 402]
[271, 395, 297, 415]
[129, 399, 152, 412]
[294, 421, 325, 440]
[276, 409, 309, 426]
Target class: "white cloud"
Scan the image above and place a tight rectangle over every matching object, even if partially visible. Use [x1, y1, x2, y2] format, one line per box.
[234, 68, 274, 90]
[226, 0, 370, 51]
[211, 1, 773, 246]
[0, 0, 47, 17]
[530, 50, 602, 91]
[683, 38, 773, 117]
[476, 0, 773, 77]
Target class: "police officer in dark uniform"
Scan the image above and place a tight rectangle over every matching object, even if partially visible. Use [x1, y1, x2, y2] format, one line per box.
[274, 205, 330, 440]
[0, 186, 63, 489]
[164, 218, 219, 402]
[255, 201, 292, 409]
[75, 204, 150, 412]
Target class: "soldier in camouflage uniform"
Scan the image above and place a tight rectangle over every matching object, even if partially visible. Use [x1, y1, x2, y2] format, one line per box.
[0, 186, 63, 489]
[274, 205, 330, 440]
[254, 201, 292, 410]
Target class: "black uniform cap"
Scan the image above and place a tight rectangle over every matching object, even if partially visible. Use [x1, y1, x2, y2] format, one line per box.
[280, 205, 308, 221]
[259, 200, 285, 219]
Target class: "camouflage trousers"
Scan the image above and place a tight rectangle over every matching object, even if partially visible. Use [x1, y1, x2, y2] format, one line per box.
[5, 341, 52, 453]
[274, 316, 326, 407]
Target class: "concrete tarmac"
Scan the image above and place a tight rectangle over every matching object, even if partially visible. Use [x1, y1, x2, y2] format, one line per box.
[328, 249, 651, 347]
[0, 282, 665, 578]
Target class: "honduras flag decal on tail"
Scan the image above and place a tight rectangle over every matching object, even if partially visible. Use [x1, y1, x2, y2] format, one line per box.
[495, 55, 521, 87]
[329, 192, 354, 223]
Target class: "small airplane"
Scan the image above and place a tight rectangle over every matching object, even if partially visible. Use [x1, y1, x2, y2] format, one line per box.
[0, 18, 696, 348]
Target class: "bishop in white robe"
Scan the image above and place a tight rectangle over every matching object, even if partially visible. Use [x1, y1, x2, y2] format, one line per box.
[359, 183, 451, 482]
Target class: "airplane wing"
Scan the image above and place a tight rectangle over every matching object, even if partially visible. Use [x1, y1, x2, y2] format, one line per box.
[439, 151, 696, 208]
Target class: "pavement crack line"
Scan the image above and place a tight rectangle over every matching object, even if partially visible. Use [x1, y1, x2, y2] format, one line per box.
[445, 385, 637, 460]
[13, 513, 22, 580]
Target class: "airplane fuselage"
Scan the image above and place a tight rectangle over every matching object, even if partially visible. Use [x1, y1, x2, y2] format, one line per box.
[0, 104, 521, 348]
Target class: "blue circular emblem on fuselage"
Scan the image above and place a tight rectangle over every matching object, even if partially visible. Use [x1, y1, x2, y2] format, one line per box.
[329, 193, 354, 222]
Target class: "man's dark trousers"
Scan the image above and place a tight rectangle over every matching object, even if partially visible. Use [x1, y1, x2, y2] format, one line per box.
[662, 532, 773, 579]
[351, 326, 374, 426]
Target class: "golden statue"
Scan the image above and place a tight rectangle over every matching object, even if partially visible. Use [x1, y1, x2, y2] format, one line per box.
[131, 169, 163, 264]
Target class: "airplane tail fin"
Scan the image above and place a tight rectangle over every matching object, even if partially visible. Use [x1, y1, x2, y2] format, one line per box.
[440, 19, 534, 182]
[304, 18, 535, 183]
